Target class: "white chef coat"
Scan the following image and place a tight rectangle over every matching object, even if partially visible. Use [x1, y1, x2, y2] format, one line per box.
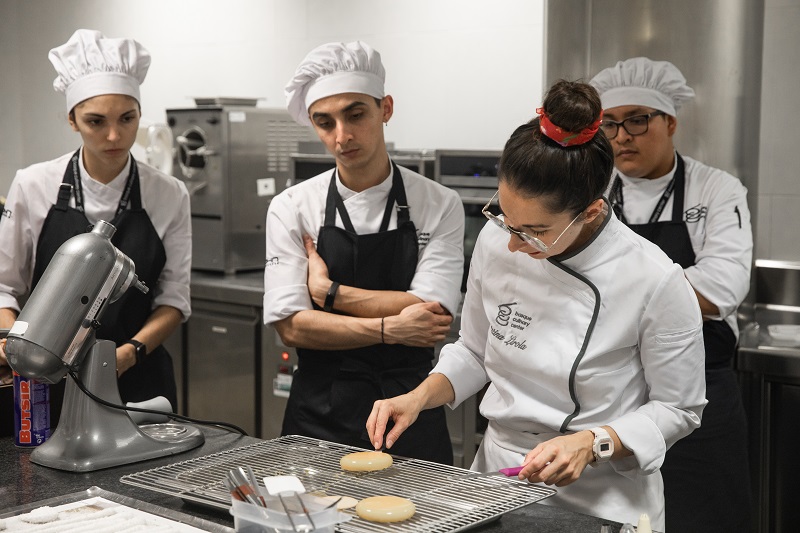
[263, 163, 464, 322]
[0, 150, 192, 320]
[433, 209, 706, 530]
[611, 154, 753, 336]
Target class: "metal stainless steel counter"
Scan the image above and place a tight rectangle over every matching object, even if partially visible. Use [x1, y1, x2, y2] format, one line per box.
[190, 270, 265, 307]
[0, 427, 621, 532]
[735, 260, 800, 533]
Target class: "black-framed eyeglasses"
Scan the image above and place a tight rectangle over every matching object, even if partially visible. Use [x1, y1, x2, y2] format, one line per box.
[599, 111, 666, 140]
[482, 190, 582, 253]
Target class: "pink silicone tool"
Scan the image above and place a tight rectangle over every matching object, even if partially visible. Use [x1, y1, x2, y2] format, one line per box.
[498, 466, 524, 476]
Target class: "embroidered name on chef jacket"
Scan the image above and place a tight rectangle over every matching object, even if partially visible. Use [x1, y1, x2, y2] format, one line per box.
[1, 208, 11, 220]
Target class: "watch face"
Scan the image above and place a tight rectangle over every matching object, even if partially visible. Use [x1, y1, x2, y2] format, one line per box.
[600, 442, 611, 453]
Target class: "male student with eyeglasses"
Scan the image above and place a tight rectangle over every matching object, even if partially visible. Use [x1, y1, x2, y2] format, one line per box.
[591, 57, 753, 533]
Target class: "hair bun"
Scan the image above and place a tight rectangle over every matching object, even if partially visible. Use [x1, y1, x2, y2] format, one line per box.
[540, 80, 603, 133]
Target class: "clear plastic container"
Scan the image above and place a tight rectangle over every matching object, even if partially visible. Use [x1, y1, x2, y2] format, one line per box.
[229, 491, 351, 533]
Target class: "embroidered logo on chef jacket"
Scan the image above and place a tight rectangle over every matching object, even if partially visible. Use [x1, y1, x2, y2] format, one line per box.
[417, 230, 430, 247]
[495, 303, 517, 326]
[265, 256, 280, 267]
[1, 208, 11, 220]
[684, 203, 707, 223]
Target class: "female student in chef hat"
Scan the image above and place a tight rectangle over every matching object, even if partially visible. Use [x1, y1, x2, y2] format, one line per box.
[367, 80, 707, 530]
[0, 29, 190, 421]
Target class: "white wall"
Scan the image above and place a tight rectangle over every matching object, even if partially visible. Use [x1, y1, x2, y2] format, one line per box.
[0, 0, 545, 196]
[755, 0, 800, 261]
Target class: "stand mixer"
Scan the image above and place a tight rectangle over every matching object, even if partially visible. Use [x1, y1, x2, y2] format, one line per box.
[5, 220, 204, 471]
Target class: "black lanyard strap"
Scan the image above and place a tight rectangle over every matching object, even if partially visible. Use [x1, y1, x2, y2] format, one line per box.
[610, 154, 686, 224]
[62, 149, 140, 216]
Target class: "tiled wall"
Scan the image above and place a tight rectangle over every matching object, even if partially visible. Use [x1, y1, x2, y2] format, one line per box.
[755, 0, 800, 260]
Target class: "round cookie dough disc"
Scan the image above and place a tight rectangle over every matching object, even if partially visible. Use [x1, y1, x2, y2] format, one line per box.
[356, 496, 416, 523]
[340, 451, 393, 472]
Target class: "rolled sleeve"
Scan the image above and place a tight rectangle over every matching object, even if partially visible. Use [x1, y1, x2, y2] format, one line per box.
[263, 193, 314, 324]
[433, 340, 489, 408]
[0, 174, 35, 313]
[407, 187, 465, 315]
[684, 174, 752, 319]
[612, 266, 706, 474]
[151, 180, 192, 321]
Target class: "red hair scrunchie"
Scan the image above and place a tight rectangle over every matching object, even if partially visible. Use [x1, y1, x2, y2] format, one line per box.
[536, 107, 603, 147]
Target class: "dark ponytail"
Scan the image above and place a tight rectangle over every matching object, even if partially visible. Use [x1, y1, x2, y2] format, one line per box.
[499, 80, 614, 215]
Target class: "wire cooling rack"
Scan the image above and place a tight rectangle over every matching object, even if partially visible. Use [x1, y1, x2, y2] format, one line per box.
[120, 435, 556, 532]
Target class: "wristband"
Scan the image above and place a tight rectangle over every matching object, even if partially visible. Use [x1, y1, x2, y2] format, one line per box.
[323, 281, 340, 312]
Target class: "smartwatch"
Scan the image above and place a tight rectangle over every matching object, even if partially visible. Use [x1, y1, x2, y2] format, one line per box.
[125, 339, 147, 365]
[589, 427, 614, 464]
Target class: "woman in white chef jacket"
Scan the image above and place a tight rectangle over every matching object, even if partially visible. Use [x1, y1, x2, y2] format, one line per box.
[0, 29, 191, 423]
[367, 80, 707, 530]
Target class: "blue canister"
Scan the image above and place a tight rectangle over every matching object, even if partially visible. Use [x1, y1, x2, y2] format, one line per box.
[13, 371, 51, 447]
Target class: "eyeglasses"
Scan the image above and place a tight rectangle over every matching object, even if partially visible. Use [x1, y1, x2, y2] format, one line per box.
[599, 111, 666, 140]
[482, 190, 583, 253]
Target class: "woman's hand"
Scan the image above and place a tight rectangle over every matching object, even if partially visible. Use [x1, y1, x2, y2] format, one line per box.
[518, 431, 595, 487]
[303, 234, 331, 307]
[366, 392, 425, 450]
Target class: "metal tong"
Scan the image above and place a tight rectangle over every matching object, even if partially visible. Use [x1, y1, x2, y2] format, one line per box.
[225, 466, 268, 512]
[278, 491, 317, 533]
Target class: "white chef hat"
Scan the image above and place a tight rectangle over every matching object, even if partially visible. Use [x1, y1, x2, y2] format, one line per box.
[590, 57, 695, 116]
[49, 29, 151, 113]
[285, 40, 386, 126]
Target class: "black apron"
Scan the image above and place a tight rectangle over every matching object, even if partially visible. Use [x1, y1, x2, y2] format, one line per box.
[610, 154, 751, 532]
[33, 150, 177, 426]
[281, 163, 453, 464]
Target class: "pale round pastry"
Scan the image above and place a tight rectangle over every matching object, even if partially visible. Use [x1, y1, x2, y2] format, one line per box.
[356, 496, 416, 523]
[340, 450, 393, 472]
[318, 495, 359, 510]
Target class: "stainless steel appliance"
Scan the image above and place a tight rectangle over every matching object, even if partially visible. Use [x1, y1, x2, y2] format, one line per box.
[434, 150, 502, 291]
[261, 322, 296, 440]
[738, 260, 800, 533]
[167, 100, 317, 273]
[290, 142, 435, 185]
[434, 149, 502, 468]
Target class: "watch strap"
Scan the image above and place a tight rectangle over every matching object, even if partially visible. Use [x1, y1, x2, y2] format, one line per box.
[589, 426, 613, 464]
[323, 281, 340, 312]
[125, 339, 146, 365]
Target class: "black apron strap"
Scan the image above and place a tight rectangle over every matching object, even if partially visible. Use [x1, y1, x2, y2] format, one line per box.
[382, 161, 411, 230]
[670, 154, 686, 222]
[325, 169, 356, 232]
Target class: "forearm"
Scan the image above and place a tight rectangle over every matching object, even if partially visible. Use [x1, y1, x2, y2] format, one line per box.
[130, 306, 182, 354]
[693, 287, 720, 318]
[409, 373, 455, 411]
[330, 285, 424, 318]
[0, 308, 18, 330]
[274, 301, 451, 350]
[274, 310, 383, 350]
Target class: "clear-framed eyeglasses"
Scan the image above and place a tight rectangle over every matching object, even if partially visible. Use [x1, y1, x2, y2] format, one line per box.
[599, 111, 666, 140]
[482, 190, 583, 253]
